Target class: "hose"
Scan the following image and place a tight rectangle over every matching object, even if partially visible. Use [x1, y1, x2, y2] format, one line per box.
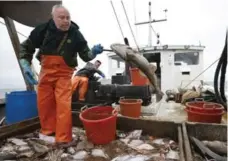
[220, 43, 227, 102]
[214, 31, 227, 110]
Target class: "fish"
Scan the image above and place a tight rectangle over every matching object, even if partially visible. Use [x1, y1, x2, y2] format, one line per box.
[73, 150, 88, 160]
[0, 128, 180, 161]
[110, 43, 164, 100]
[190, 136, 227, 161]
[111, 154, 151, 161]
[67, 147, 76, 155]
[47, 149, 64, 161]
[125, 130, 142, 139]
[92, 149, 109, 159]
[165, 148, 179, 160]
[27, 140, 49, 153]
[202, 140, 227, 156]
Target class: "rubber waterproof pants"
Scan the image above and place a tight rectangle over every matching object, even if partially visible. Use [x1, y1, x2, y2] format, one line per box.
[71, 76, 88, 101]
[37, 55, 74, 143]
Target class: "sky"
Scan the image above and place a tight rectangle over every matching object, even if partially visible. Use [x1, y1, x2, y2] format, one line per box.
[0, 0, 227, 90]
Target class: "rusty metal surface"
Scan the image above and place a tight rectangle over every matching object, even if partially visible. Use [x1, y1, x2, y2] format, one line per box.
[0, 1, 61, 27]
[182, 122, 227, 161]
[0, 112, 185, 161]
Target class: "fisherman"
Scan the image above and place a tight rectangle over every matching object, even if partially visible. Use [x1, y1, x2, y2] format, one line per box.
[72, 60, 105, 102]
[18, 4, 104, 147]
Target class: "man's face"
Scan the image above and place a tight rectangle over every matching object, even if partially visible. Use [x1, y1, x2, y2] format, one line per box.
[94, 61, 101, 69]
[53, 8, 71, 31]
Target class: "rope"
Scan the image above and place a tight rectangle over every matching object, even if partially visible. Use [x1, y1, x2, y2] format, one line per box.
[121, 0, 140, 50]
[0, 20, 28, 38]
[150, 25, 162, 45]
[183, 57, 220, 89]
[110, 0, 125, 40]
[133, 0, 138, 41]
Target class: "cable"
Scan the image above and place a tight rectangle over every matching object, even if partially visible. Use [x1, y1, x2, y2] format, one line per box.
[133, 0, 138, 41]
[110, 0, 125, 40]
[183, 57, 220, 89]
[150, 25, 157, 37]
[121, 0, 140, 50]
[150, 25, 162, 45]
[0, 20, 28, 38]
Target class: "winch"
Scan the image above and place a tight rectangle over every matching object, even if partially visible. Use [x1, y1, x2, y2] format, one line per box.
[71, 75, 152, 111]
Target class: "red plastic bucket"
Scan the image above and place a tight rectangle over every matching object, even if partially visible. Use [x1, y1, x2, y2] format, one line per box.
[186, 101, 224, 113]
[129, 68, 149, 86]
[79, 106, 118, 145]
[119, 97, 142, 118]
[185, 101, 224, 123]
[185, 108, 224, 123]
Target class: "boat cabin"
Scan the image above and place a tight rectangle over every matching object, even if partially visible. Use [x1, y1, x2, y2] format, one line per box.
[107, 44, 205, 92]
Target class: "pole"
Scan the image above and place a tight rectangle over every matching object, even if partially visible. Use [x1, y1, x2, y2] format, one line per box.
[4, 17, 34, 91]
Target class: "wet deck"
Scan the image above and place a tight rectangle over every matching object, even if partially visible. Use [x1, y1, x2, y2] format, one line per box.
[113, 95, 188, 123]
[114, 95, 227, 124]
[142, 97, 227, 124]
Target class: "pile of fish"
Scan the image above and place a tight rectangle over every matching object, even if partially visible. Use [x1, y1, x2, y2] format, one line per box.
[0, 128, 180, 161]
[190, 136, 227, 161]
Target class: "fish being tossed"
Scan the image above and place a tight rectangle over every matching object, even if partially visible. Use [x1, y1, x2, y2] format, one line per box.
[110, 43, 164, 100]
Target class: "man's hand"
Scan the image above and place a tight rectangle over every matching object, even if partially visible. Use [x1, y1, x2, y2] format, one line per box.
[100, 73, 105, 78]
[20, 59, 38, 85]
[91, 44, 103, 57]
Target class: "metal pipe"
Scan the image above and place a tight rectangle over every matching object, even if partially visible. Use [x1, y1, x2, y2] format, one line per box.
[148, 1, 152, 47]
[135, 19, 167, 25]
[103, 49, 113, 52]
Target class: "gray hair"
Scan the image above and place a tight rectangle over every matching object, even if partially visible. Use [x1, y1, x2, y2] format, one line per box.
[51, 4, 69, 15]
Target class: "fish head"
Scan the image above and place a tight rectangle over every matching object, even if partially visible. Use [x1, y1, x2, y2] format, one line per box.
[110, 43, 132, 60]
[110, 43, 137, 67]
[149, 63, 157, 73]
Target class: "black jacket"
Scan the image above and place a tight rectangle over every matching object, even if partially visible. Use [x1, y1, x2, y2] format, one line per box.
[19, 19, 95, 67]
[76, 62, 104, 79]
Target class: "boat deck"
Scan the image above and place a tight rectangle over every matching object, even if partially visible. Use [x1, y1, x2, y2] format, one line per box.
[113, 95, 187, 123]
[114, 95, 227, 124]
[0, 94, 227, 124]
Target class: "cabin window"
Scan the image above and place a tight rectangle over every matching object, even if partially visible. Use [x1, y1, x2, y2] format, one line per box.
[174, 52, 199, 65]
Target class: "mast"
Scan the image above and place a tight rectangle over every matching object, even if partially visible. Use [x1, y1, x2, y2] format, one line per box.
[148, 2, 152, 47]
[135, 1, 168, 47]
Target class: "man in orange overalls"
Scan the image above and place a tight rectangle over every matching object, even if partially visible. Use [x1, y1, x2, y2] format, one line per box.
[19, 4, 104, 147]
[72, 60, 105, 101]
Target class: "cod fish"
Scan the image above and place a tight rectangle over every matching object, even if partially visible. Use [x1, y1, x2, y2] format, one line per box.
[202, 140, 227, 156]
[110, 43, 164, 100]
[190, 137, 227, 161]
